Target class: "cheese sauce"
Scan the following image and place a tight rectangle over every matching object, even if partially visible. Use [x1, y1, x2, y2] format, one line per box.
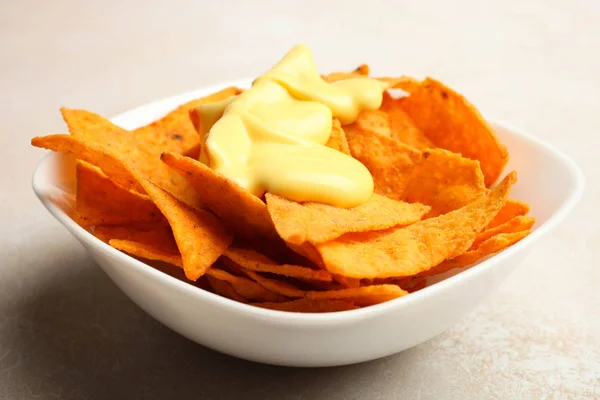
[195, 45, 386, 207]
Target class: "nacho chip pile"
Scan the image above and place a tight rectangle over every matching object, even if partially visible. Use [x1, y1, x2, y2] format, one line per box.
[32, 69, 534, 313]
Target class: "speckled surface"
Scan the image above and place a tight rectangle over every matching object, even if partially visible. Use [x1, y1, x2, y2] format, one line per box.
[2, 0, 599, 398]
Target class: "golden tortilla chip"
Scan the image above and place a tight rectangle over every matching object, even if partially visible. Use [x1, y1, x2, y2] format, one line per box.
[348, 109, 391, 137]
[33, 90, 239, 209]
[156, 87, 241, 146]
[344, 114, 421, 199]
[32, 132, 200, 209]
[380, 92, 434, 150]
[61, 106, 192, 166]
[244, 270, 305, 298]
[160, 151, 279, 240]
[486, 199, 530, 229]
[325, 119, 351, 155]
[332, 275, 361, 288]
[132, 108, 199, 157]
[398, 78, 509, 185]
[94, 221, 175, 245]
[306, 285, 408, 306]
[229, 235, 312, 268]
[75, 160, 162, 227]
[471, 215, 535, 250]
[379, 76, 421, 94]
[65, 87, 239, 155]
[266, 192, 429, 244]
[401, 148, 487, 218]
[110, 239, 183, 267]
[316, 172, 516, 279]
[285, 242, 324, 266]
[399, 277, 428, 293]
[428, 230, 531, 275]
[254, 298, 359, 312]
[98, 227, 286, 304]
[60, 107, 123, 142]
[218, 256, 249, 277]
[140, 180, 232, 280]
[322, 64, 369, 83]
[94, 222, 182, 266]
[183, 143, 201, 159]
[181, 87, 243, 110]
[223, 247, 332, 282]
[31, 134, 142, 191]
[206, 276, 248, 303]
[355, 64, 369, 75]
[205, 268, 286, 302]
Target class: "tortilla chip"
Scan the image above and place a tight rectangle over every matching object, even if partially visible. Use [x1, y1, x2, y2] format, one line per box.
[254, 298, 359, 312]
[31, 134, 142, 190]
[61, 107, 170, 161]
[401, 148, 487, 218]
[172, 88, 242, 156]
[398, 78, 509, 185]
[471, 216, 535, 250]
[332, 275, 361, 288]
[136, 111, 199, 155]
[486, 199, 530, 229]
[344, 114, 421, 199]
[94, 222, 182, 266]
[32, 131, 201, 209]
[205, 268, 286, 302]
[266, 192, 429, 244]
[65, 87, 239, 155]
[98, 227, 283, 303]
[132, 108, 199, 157]
[243, 270, 305, 298]
[322, 64, 369, 83]
[325, 119, 351, 155]
[182, 87, 242, 110]
[110, 239, 183, 267]
[94, 220, 173, 240]
[380, 92, 435, 150]
[160, 151, 279, 240]
[140, 180, 232, 280]
[183, 142, 201, 159]
[218, 256, 249, 277]
[206, 276, 248, 303]
[428, 230, 530, 275]
[379, 76, 421, 94]
[398, 277, 428, 293]
[228, 234, 312, 268]
[60, 107, 124, 142]
[223, 247, 333, 282]
[348, 109, 391, 137]
[306, 285, 408, 306]
[38, 90, 239, 208]
[316, 172, 516, 279]
[284, 242, 324, 266]
[75, 160, 162, 227]
[355, 64, 369, 75]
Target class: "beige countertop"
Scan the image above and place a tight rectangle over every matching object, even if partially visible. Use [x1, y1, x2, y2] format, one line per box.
[2, 0, 599, 398]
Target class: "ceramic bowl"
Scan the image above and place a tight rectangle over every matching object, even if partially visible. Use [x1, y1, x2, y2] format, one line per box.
[32, 79, 584, 367]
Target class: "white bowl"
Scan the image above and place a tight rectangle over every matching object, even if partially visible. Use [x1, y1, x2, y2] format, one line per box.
[32, 79, 584, 367]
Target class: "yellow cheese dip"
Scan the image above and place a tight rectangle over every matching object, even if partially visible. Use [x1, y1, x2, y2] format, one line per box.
[195, 45, 386, 207]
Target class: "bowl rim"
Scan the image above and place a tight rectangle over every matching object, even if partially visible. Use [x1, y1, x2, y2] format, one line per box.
[32, 79, 585, 327]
